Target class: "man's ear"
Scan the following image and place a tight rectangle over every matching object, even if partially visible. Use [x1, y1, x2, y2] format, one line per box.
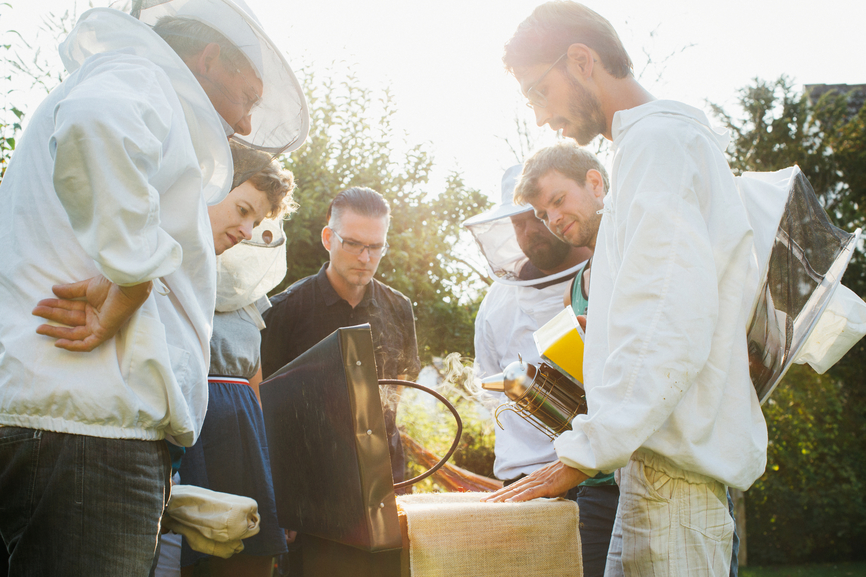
[190, 42, 222, 75]
[586, 169, 606, 198]
[321, 226, 332, 251]
[566, 43, 595, 80]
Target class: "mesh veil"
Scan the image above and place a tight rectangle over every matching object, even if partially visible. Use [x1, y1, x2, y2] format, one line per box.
[746, 168, 860, 403]
[131, 0, 309, 187]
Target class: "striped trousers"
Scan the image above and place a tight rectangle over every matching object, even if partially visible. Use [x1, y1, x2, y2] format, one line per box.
[604, 450, 734, 577]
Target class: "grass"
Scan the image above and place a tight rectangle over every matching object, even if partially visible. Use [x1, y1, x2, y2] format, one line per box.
[740, 562, 866, 577]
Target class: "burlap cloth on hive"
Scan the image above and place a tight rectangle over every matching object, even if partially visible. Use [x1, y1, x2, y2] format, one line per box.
[397, 492, 582, 577]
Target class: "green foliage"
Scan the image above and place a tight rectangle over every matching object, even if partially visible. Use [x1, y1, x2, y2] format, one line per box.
[277, 65, 492, 361]
[398, 386, 496, 493]
[740, 561, 866, 577]
[0, 104, 21, 182]
[712, 78, 866, 564]
[1, 3, 77, 182]
[710, 77, 866, 295]
[746, 366, 866, 564]
[1, 4, 21, 182]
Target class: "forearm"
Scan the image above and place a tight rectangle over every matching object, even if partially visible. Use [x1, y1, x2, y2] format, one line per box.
[248, 366, 263, 407]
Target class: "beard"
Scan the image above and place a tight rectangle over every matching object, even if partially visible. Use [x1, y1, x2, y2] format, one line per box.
[565, 75, 607, 146]
[521, 236, 572, 271]
[560, 212, 602, 249]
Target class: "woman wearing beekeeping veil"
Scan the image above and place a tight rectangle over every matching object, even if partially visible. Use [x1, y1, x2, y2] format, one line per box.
[1, 0, 306, 574]
[170, 144, 297, 577]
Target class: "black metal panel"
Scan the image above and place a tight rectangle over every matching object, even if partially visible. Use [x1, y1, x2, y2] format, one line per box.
[260, 324, 402, 553]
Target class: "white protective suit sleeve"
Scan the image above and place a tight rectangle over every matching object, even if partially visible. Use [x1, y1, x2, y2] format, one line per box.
[50, 60, 183, 287]
[556, 127, 738, 478]
[473, 297, 501, 381]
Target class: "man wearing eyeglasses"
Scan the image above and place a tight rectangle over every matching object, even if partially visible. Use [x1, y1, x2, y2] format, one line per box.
[485, 3, 767, 577]
[260, 186, 420, 477]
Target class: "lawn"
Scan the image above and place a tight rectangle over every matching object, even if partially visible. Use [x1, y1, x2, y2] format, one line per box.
[741, 562, 866, 577]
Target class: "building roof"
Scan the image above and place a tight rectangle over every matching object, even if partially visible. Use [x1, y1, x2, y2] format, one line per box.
[805, 84, 866, 120]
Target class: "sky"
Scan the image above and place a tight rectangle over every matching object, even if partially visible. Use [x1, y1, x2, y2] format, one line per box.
[2, 0, 865, 202]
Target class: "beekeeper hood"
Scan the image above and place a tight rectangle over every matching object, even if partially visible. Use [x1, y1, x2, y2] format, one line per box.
[134, 0, 309, 176]
[464, 165, 583, 287]
[738, 165, 864, 403]
[215, 217, 287, 329]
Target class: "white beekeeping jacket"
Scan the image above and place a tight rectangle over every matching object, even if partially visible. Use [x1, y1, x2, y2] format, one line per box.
[0, 8, 232, 446]
[555, 100, 767, 490]
[474, 279, 577, 479]
[465, 164, 585, 479]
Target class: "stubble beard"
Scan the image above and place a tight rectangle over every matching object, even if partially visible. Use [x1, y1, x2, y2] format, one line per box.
[562, 211, 602, 249]
[566, 76, 607, 146]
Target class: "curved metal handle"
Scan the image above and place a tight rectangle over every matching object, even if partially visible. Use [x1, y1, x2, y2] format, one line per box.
[493, 402, 519, 430]
[378, 379, 463, 490]
[494, 401, 557, 441]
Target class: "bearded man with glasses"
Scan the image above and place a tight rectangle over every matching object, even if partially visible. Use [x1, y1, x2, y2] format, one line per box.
[486, 3, 766, 577]
[260, 186, 420, 491]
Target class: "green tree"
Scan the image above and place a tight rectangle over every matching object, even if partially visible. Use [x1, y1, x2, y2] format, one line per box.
[1, 4, 22, 181]
[712, 77, 866, 564]
[278, 65, 492, 362]
[0, 102, 22, 182]
[1, 4, 77, 182]
[748, 365, 865, 564]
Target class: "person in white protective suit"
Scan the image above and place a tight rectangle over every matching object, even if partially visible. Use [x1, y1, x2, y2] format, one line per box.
[468, 158, 626, 577]
[0, 1, 307, 574]
[514, 140, 760, 577]
[488, 3, 866, 577]
[466, 164, 590, 483]
[487, 3, 765, 576]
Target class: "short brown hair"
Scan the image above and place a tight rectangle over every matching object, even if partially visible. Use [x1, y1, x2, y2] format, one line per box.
[230, 144, 297, 219]
[327, 187, 390, 228]
[503, 1, 632, 79]
[514, 141, 609, 205]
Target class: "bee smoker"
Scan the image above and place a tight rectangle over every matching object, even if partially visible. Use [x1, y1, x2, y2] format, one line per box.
[481, 358, 587, 440]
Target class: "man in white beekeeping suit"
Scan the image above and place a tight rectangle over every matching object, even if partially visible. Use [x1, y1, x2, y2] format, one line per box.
[467, 164, 590, 486]
[468, 159, 625, 577]
[486, 3, 766, 577]
[0, 1, 307, 574]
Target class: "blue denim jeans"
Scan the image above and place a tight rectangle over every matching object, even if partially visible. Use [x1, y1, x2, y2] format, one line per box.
[576, 484, 620, 577]
[0, 427, 170, 577]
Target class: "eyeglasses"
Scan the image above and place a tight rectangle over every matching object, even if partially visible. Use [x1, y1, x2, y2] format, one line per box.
[524, 53, 567, 110]
[195, 68, 262, 117]
[330, 228, 389, 258]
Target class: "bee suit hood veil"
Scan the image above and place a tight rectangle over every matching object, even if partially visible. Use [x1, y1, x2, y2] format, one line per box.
[463, 164, 583, 288]
[738, 166, 865, 403]
[133, 0, 309, 185]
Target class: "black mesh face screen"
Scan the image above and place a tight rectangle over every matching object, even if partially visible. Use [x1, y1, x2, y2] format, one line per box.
[747, 171, 855, 403]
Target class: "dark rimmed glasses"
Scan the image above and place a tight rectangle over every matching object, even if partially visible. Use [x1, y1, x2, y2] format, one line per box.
[330, 228, 389, 258]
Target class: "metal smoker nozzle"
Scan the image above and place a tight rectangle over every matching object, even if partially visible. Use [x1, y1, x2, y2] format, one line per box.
[480, 359, 535, 401]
